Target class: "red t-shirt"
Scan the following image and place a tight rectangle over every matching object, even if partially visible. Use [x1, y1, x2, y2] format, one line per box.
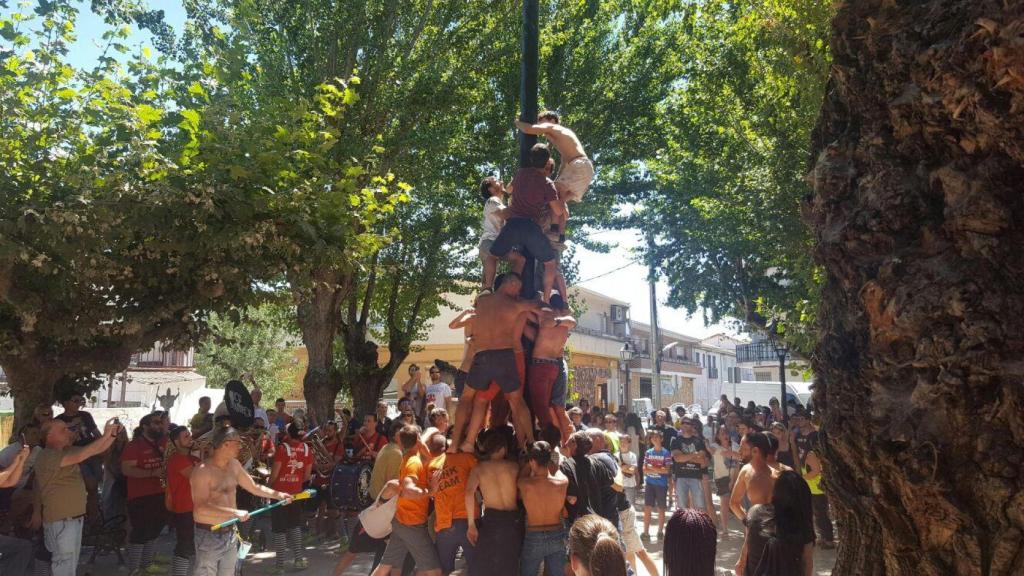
[508, 167, 558, 222]
[167, 452, 200, 513]
[272, 440, 313, 494]
[354, 432, 387, 460]
[121, 437, 165, 500]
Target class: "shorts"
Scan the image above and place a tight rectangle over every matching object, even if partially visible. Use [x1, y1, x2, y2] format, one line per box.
[346, 518, 387, 554]
[644, 483, 668, 509]
[380, 520, 441, 572]
[555, 157, 594, 202]
[550, 359, 568, 407]
[715, 476, 731, 496]
[619, 506, 643, 555]
[478, 238, 496, 261]
[468, 349, 524, 397]
[489, 218, 557, 263]
[472, 509, 524, 576]
[270, 502, 302, 533]
[527, 359, 561, 428]
[172, 511, 195, 558]
[127, 493, 168, 544]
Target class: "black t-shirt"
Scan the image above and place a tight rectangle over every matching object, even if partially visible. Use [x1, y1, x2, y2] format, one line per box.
[375, 417, 393, 437]
[652, 424, 677, 448]
[561, 455, 605, 524]
[669, 434, 706, 478]
[745, 504, 814, 576]
[589, 451, 626, 525]
[56, 411, 99, 447]
[793, 429, 819, 467]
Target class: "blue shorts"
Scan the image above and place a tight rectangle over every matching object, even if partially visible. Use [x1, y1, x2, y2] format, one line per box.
[644, 483, 668, 509]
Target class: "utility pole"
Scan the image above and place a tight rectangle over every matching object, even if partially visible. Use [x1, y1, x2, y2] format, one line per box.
[518, 0, 540, 299]
[648, 235, 662, 405]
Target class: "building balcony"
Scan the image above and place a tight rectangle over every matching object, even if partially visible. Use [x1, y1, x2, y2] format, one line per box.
[130, 344, 195, 370]
[736, 342, 790, 364]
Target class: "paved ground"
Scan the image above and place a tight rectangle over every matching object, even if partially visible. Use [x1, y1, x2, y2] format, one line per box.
[73, 495, 836, 575]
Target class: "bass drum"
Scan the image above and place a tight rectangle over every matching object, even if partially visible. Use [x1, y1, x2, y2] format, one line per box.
[330, 461, 374, 511]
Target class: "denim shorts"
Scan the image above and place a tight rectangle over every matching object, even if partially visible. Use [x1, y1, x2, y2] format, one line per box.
[194, 526, 237, 576]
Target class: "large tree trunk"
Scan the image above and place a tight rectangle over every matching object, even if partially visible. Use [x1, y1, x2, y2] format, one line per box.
[2, 356, 63, 436]
[341, 331, 404, 418]
[295, 272, 347, 427]
[806, 2, 1024, 575]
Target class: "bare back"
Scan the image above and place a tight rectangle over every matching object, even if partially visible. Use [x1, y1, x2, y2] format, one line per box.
[191, 459, 242, 525]
[741, 463, 776, 507]
[540, 124, 586, 159]
[460, 323, 477, 372]
[476, 460, 520, 512]
[519, 470, 568, 527]
[534, 322, 571, 359]
[472, 293, 535, 352]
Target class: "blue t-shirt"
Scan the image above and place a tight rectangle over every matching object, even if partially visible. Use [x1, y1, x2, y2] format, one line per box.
[644, 447, 671, 487]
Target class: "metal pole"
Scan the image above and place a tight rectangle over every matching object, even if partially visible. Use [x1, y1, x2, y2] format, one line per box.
[648, 239, 662, 406]
[517, 0, 540, 299]
[779, 352, 788, 426]
[624, 359, 631, 414]
[519, 0, 539, 167]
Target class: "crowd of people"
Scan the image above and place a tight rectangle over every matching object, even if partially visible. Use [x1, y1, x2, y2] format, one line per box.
[0, 113, 835, 576]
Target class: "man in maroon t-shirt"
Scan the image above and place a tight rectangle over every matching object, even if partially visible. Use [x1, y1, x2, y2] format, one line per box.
[489, 143, 566, 302]
[121, 412, 169, 575]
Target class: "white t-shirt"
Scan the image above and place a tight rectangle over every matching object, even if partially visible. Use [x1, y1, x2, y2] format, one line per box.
[425, 383, 452, 412]
[481, 196, 506, 241]
[620, 450, 638, 488]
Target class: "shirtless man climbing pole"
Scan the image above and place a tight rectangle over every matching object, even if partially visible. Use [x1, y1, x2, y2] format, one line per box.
[465, 431, 523, 576]
[526, 293, 576, 445]
[461, 272, 539, 453]
[515, 110, 594, 210]
[191, 426, 291, 576]
[518, 441, 570, 576]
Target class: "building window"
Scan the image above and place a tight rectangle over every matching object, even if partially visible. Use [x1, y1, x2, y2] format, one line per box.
[640, 377, 652, 399]
[754, 370, 772, 382]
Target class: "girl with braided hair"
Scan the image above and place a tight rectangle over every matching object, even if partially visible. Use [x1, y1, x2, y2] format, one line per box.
[663, 508, 717, 576]
[568, 514, 627, 576]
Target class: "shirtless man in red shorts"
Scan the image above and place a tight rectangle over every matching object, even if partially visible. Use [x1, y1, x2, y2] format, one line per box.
[526, 294, 576, 445]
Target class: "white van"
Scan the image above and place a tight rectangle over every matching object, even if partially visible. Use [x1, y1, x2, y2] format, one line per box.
[713, 381, 812, 412]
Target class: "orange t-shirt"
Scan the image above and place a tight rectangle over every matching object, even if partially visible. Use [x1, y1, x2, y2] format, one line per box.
[395, 452, 429, 526]
[428, 452, 477, 532]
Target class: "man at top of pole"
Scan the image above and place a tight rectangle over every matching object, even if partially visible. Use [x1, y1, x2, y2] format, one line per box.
[488, 143, 565, 303]
[515, 109, 594, 209]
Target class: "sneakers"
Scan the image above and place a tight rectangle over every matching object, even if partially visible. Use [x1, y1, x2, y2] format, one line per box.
[640, 532, 651, 542]
[293, 557, 309, 571]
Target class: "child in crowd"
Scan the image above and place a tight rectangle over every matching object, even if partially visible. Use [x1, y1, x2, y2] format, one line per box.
[643, 430, 671, 540]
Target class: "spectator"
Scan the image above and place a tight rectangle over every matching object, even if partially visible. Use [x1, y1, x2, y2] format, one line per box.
[618, 435, 638, 504]
[642, 430, 670, 541]
[710, 424, 740, 535]
[17, 404, 53, 448]
[374, 401, 393, 437]
[663, 508, 717, 576]
[738, 470, 815, 575]
[101, 426, 129, 521]
[650, 410, 677, 447]
[0, 444, 32, 573]
[568, 514, 627, 576]
[55, 390, 103, 523]
[189, 396, 214, 438]
[273, 398, 293, 431]
[803, 436, 835, 548]
[425, 365, 453, 413]
[770, 422, 795, 468]
[35, 417, 119, 576]
[568, 406, 587, 432]
[401, 365, 427, 424]
[602, 414, 620, 456]
[670, 416, 707, 511]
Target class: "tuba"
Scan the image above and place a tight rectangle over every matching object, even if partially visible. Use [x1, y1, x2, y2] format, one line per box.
[304, 428, 338, 477]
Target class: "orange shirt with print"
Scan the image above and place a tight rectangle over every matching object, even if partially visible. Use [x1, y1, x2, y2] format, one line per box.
[395, 452, 429, 526]
[428, 452, 477, 532]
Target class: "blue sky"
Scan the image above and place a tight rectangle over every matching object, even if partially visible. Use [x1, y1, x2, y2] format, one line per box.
[56, 2, 739, 339]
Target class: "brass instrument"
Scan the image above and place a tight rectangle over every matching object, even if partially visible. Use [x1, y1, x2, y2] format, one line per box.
[304, 428, 337, 476]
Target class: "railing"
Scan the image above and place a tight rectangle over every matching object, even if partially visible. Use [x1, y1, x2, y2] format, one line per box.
[736, 342, 789, 363]
[130, 345, 195, 369]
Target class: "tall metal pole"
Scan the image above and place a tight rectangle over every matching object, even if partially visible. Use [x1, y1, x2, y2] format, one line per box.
[520, 0, 539, 167]
[518, 0, 540, 299]
[624, 361, 631, 415]
[779, 351, 789, 427]
[648, 240, 662, 406]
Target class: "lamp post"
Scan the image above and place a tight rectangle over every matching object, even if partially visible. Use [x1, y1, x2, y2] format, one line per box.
[767, 330, 789, 426]
[620, 341, 636, 414]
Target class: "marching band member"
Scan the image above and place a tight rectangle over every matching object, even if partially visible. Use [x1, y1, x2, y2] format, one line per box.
[269, 422, 313, 572]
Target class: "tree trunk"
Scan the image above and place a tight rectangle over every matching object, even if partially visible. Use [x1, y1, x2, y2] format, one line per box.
[295, 272, 346, 427]
[340, 327, 409, 418]
[806, 2, 1024, 575]
[2, 356, 63, 436]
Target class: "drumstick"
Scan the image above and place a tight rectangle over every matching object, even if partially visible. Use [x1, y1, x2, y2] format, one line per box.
[211, 489, 317, 531]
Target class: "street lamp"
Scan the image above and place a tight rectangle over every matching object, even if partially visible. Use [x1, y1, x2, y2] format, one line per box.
[620, 341, 636, 414]
[766, 330, 789, 426]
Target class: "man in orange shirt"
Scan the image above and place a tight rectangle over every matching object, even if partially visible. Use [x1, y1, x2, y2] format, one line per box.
[371, 425, 441, 576]
[426, 433, 477, 575]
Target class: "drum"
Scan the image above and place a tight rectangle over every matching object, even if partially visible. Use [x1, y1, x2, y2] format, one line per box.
[330, 461, 373, 511]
